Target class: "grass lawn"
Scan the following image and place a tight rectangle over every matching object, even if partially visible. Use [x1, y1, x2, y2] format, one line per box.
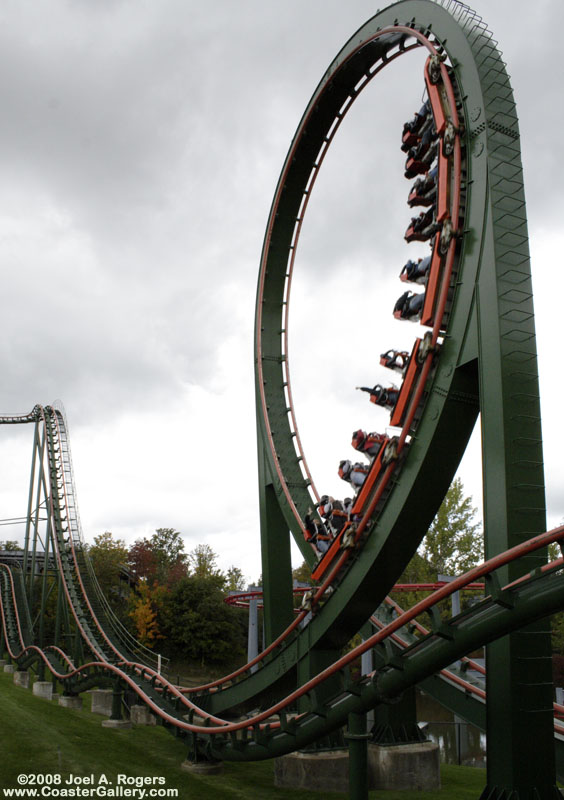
[0, 669, 486, 798]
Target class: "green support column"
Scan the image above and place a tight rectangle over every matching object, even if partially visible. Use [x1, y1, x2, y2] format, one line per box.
[54, 573, 64, 648]
[296, 646, 342, 717]
[38, 516, 53, 653]
[347, 711, 369, 800]
[475, 129, 557, 797]
[22, 419, 40, 582]
[372, 686, 423, 744]
[110, 681, 124, 721]
[475, 232, 557, 796]
[258, 445, 294, 645]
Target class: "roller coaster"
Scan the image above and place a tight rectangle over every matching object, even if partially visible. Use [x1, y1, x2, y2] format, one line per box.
[1, 1, 563, 798]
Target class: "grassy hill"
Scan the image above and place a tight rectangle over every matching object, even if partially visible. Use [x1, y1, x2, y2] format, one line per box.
[0, 669, 485, 798]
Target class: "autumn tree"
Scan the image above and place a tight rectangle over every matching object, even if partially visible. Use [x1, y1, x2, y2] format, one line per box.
[128, 539, 158, 584]
[128, 528, 188, 587]
[129, 582, 164, 647]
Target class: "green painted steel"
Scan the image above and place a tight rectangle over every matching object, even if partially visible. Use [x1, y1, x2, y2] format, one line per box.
[0, 2, 561, 795]
[253, 0, 556, 794]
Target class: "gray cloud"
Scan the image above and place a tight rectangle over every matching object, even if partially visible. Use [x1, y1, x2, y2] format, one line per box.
[0, 0, 561, 579]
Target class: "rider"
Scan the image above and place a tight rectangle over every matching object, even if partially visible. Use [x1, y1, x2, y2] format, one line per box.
[400, 254, 432, 284]
[304, 509, 332, 554]
[356, 384, 400, 409]
[351, 429, 387, 460]
[338, 459, 370, 490]
[380, 349, 410, 372]
[393, 290, 425, 321]
[318, 495, 348, 536]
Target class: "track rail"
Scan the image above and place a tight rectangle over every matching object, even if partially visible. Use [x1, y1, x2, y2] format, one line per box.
[0, 1, 560, 792]
[2, 524, 564, 761]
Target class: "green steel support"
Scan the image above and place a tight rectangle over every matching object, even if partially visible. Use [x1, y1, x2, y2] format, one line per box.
[257, 444, 294, 645]
[372, 686, 423, 744]
[476, 200, 555, 795]
[251, 4, 559, 791]
[38, 515, 53, 651]
[54, 572, 64, 649]
[111, 680, 124, 721]
[296, 646, 342, 715]
[22, 419, 40, 580]
[464, 25, 555, 795]
[347, 711, 369, 800]
[28, 425, 48, 613]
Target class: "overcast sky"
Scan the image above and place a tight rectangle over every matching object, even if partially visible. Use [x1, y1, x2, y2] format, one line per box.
[0, 0, 562, 584]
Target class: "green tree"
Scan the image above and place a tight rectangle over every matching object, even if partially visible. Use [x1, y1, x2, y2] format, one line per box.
[160, 574, 245, 665]
[226, 565, 246, 591]
[188, 544, 222, 580]
[0, 540, 21, 550]
[88, 531, 130, 618]
[393, 478, 482, 623]
[292, 560, 313, 585]
[420, 477, 482, 576]
[150, 528, 188, 584]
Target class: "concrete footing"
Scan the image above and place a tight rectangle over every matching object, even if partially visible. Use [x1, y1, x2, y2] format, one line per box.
[130, 705, 156, 726]
[90, 689, 113, 716]
[59, 695, 83, 710]
[181, 760, 223, 775]
[101, 719, 132, 729]
[14, 671, 30, 688]
[274, 750, 349, 792]
[0, 659, 6, 667]
[3, 664, 15, 674]
[274, 742, 440, 793]
[369, 741, 440, 791]
[32, 681, 53, 701]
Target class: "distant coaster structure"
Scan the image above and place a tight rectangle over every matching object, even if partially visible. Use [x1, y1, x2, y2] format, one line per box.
[1, 2, 563, 798]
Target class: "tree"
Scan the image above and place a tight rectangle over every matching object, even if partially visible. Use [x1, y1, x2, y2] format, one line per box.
[150, 528, 188, 584]
[226, 566, 246, 592]
[420, 477, 482, 576]
[128, 528, 188, 587]
[292, 560, 313, 585]
[160, 574, 245, 665]
[88, 532, 130, 617]
[188, 544, 222, 580]
[128, 538, 158, 584]
[0, 540, 20, 551]
[129, 581, 164, 647]
[393, 478, 482, 622]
